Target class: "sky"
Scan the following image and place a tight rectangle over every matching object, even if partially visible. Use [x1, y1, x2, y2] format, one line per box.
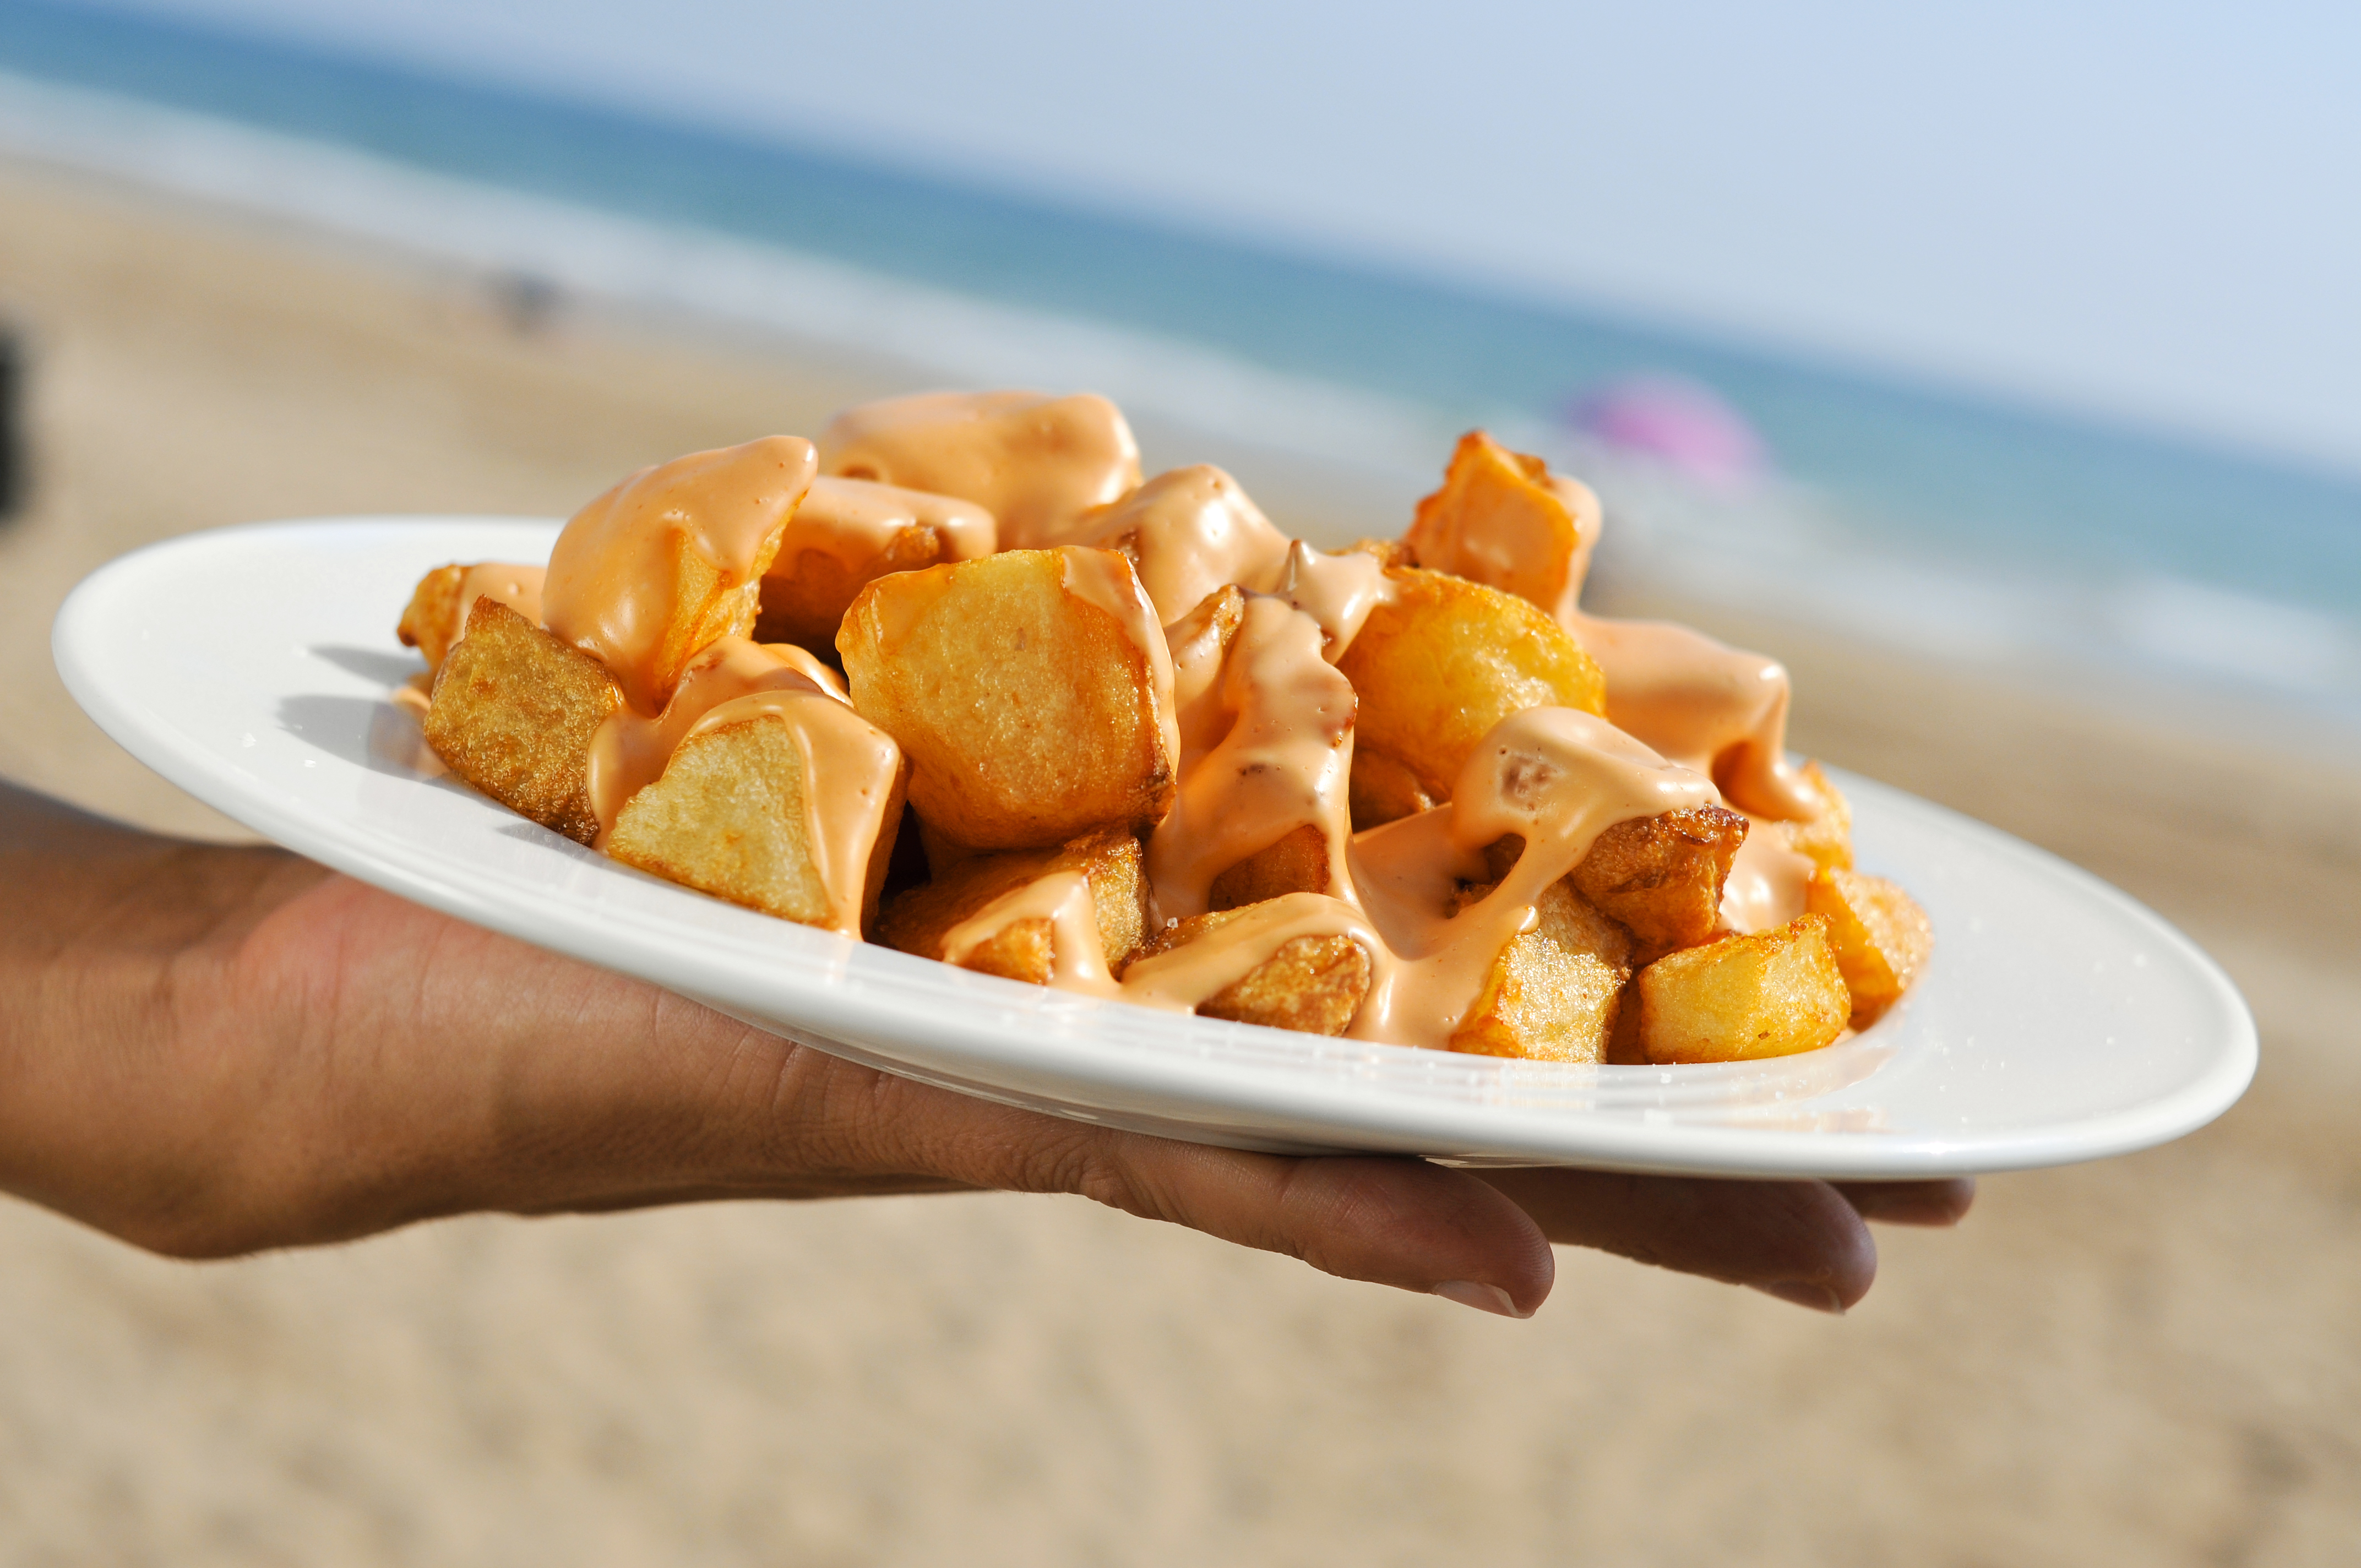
[72, 0, 2361, 478]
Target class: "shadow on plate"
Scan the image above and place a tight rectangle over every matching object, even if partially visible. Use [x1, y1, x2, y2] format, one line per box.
[276, 693, 448, 781]
[308, 644, 423, 687]
[494, 818, 607, 862]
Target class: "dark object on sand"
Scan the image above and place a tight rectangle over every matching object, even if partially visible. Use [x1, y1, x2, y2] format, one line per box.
[491, 271, 562, 336]
[0, 326, 21, 520]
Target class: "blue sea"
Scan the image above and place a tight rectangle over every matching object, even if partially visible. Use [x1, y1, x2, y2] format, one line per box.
[2, 0, 2357, 725]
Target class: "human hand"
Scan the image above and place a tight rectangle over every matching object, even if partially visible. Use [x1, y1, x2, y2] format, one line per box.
[0, 782, 1968, 1316]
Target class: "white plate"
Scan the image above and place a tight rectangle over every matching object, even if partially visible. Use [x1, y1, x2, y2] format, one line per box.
[53, 518, 2256, 1178]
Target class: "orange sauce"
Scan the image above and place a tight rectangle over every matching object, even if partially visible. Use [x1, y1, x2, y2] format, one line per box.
[543, 435, 817, 714]
[1147, 595, 1358, 919]
[818, 391, 1139, 550]
[773, 474, 995, 576]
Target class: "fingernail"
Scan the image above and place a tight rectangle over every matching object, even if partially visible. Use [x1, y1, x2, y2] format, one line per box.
[1432, 1280, 1527, 1319]
[1751, 1280, 1846, 1315]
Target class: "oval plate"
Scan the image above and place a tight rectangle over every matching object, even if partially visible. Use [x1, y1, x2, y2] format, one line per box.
[54, 518, 2256, 1177]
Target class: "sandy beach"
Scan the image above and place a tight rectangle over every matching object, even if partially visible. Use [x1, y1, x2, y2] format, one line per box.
[2, 156, 2358, 1566]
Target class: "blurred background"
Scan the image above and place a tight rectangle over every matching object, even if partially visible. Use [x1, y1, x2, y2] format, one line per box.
[1, 1, 2357, 1562]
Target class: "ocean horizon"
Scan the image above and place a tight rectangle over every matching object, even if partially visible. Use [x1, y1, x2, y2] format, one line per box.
[2, 0, 2357, 731]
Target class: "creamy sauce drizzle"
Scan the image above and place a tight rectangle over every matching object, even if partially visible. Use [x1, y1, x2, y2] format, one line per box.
[1104, 711, 1714, 1040]
[1562, 613, 1822, 821]
[585, 638, 847, 841]
[391, 671, 434, 720]
[770, 474, 995, 578]
[1146, 595, 1359, 919]
[543, 435, 817, 715]
[456, 563, 545, 633]
[941, 870, 1128, 996]
[817, 391, 1139, 551]
[1084, 465, 1292, 622]
[1119, 893, 1388, 1015]
[1720, 817, 1815, 933]
[1084, 467, 1388, 657]
[1340, 708, 1717, 1044]
[1057, 547, 1183, 783]
[1274, 541, 1389, 659]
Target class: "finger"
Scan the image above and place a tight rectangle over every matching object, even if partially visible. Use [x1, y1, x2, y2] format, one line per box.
[828, 1063, 1557, 1315]
[1080, 1141, 1560, 1318]
[1832, 1178, 1976, 1226]
[1475, 1168, 1877, 1314]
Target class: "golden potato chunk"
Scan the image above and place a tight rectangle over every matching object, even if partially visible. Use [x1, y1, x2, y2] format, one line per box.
[398, 562, 546, 673]
[1635, 916, 1851, 1064]
[1805, 868, 1932, 1026]
[1569, 804, 1750, 953]
[606, 699, 907, 937]
[423, 598, 622, 845]
[1449, 879, 1633, 1063]
[753, 475, 995, 654]
[1201, 935, 1370, 1036]
[1405, 430, 1604, 624]
[757, 524, 938, 654]
[1781, 760, 1854, 875]
[1130, 907, 1372, 1037]
[398, 565, 467, 669]
[877, 827, 1150, 981]
[1336, 567, 1606, 802]
[837, 547, 1176, 851]
[1207, 822, 1331, 912]
[1347, 749, 1437, 831]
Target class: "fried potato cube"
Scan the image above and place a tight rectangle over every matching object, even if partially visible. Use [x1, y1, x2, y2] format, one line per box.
[1449, 879, 1632, 1063]
[606, 701, 907, 935]
[1570, 804, 1750, 952]
[1200, 935, 1370, 1036]
[398, 565, 467, 669]
[754, 475, 996, 654]
[1781, 760, 1854, 875]
[1635, 916, 1851, 1064]
[1348, 749, 1436, 831]
[1207, 822, 1331, 912]
[1405, 430, 1604, 624]
[1805, 868, 1932, 1026]
[398, 562, 547, 673]
[423, 598, 621, 845]
[837, 547, 1176, 851]
[758, 524, 939, 654]
[1604, 992, 1649, 1065]
[877, 826, 1150, 981]
[1131, 907, 1372, 1037]
[1336, 567, 1606, 802]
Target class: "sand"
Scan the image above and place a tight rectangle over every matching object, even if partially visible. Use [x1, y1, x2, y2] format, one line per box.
[2, 157, 2358, 1566]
